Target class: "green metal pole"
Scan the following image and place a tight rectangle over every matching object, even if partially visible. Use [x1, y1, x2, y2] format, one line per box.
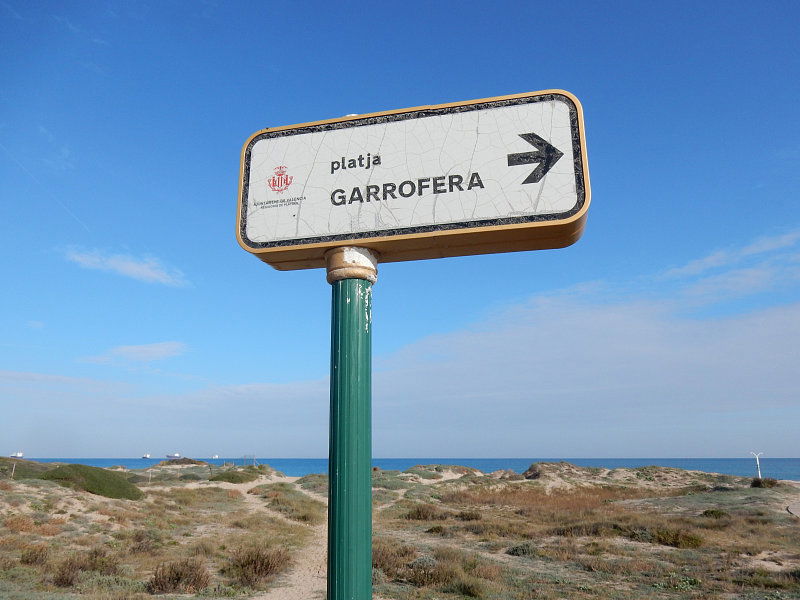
[327, 247, 375, 600]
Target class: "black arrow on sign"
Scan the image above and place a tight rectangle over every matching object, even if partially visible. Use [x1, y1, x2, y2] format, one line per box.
[507, 133, 563, 184]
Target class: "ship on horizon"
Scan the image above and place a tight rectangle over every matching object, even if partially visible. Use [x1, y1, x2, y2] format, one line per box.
[9, 451, 23, 458]
[166, 453, 181, 459]
[141, 453, 151, 459]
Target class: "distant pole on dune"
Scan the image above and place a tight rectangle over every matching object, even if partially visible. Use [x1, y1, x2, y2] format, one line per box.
[750, 451, 763, 479]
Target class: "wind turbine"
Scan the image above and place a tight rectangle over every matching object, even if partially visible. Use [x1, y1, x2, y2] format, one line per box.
[750, 451, 763, 479]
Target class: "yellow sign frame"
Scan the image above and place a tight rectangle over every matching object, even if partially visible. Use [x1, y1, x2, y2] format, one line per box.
[236, 89, 590, 270]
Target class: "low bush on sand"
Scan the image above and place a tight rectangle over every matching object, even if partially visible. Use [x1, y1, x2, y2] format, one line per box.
[404, 503, 447, 521]
[209, 470, 260, 484]
[127, 528, 165, 553]
[0, 457, 55, 480]
[296, 473, 329, 494]
[223, 545, 291, 588]
[372, 537, 417, 579]
[41, 464, 144, 500]
[3, 515, 35, 533]
[53, 548, 120, 587]
[19, 543, 49, 565]
[751, 477, 779, 488]
[148, 558, 211, 593]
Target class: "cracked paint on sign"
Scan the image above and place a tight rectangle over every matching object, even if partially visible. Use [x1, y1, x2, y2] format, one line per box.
[240, 93, 586, 250]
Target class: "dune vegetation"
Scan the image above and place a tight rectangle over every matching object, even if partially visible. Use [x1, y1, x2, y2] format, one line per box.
[0, 459, 798, 599]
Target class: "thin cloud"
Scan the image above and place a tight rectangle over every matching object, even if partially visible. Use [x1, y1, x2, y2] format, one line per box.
[9, 230, 800, 457]
[664, 229, 800, 278]
[65, 248, 189, 287]
[741, 230, 800, 256]
[0, 370, 99, 385]
[85, 341, 187, 364]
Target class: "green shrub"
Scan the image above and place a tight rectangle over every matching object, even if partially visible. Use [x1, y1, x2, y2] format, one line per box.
[372, 489, 398, 505]
[148, 558, 210, 593]
[651, 528, 703, 549]
[751, 477, 778, 488]
[404, 466, 444, 480]
[296, 473, 329, 494]
[0, 457, 55, 480]
[76, 573, 148, 594]
[40, 464, 143, 500]
[372, 470, 414, 490]
[209, 470, 259, 484]
[506, 541, 538, 557]
[700, 508, 729, 519]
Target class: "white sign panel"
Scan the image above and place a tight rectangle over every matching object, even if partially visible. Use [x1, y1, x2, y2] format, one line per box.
[237, 90, 590, 269]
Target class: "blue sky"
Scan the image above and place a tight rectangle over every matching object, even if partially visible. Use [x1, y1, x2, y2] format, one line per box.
[1, 1, 798, 458]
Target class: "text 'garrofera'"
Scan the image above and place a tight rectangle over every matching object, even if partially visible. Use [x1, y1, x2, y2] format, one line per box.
[331, 173, 485, 206]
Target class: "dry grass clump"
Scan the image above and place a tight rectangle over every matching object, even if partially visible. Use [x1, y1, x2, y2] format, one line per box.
[373, 538, 504, 597]
[576, 555, 671, 577]
[127, 528, 164, 553]
[404, 503, 447, 521]
[442, 484, 656, 514]
[189, 537, 217, 557]
[19, 543, 49, 565]
[53, 547, 120, 587]
[551, 519, 704, 549]
[33, 521, 63, 536]
[429, 547, 502, 598]
[734, 567, 800, 589]
[372, 537, 417, 579]
[455, 509, 482, 521]
[4, 515, 35, 533]
[223, 545, 291, 588]
[148, 557, 211, 593]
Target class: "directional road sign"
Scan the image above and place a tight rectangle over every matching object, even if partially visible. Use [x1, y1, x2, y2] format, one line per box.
[237, 90, 590, 270]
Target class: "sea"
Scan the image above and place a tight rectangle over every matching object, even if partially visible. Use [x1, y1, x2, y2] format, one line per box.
[24, 457, 800, 481]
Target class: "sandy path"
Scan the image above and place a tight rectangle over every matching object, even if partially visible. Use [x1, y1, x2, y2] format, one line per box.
[146, 475, 392, 599]
[250, 487, 329, 600]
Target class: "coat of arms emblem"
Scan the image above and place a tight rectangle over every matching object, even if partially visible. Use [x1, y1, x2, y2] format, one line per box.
[267, 166, 293, 193]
